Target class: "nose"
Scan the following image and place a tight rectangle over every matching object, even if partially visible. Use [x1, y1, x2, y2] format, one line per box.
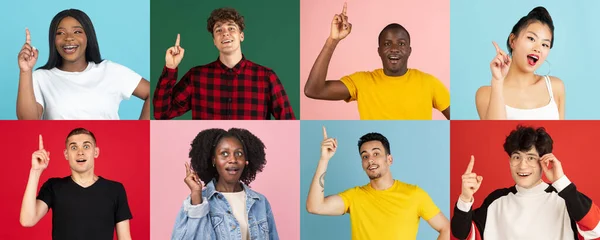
[368, 159, 374, 164]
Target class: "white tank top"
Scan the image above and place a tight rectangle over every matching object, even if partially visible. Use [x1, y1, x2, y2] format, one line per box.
[505, 76, 560, 120]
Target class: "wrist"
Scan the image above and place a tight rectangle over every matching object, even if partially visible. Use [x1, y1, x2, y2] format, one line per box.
[29, 168, 43, 176]
[459, 194, 473, 203]
[326, 37, 340, 46]
[165, 64, 177, 70]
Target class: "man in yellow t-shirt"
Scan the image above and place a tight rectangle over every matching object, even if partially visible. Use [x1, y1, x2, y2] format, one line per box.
[306, 127, 450, 240]
[304, 3, 450, 120]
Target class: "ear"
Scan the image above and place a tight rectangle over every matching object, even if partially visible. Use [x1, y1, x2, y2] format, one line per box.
[408, 46, 412, 56]
[94, 147, 100, 158]
[387, 154, 393, 165]
[509, 33, 517, 50]
[240, 32, 244, 42]
[64, 149, 68, 160]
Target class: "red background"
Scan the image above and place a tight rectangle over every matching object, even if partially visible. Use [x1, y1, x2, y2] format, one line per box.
[0, 120, 150, 240]
[450, 120, 600, 239]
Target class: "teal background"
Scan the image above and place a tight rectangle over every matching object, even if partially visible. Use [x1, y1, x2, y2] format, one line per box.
[0, 0, 149, 119]
[300, 121, 450, 239]
[451, 1, 600, 119]
[150, 0, 300, 119]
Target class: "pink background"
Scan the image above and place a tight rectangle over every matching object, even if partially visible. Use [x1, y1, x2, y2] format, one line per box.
[300, 0, 451, 120]
[150, 121, 300, 240]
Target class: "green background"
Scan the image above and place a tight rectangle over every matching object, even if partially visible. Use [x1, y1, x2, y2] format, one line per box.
[150, 0, 300, 119]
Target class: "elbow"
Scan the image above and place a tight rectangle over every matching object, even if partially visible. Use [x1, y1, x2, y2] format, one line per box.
[304, 85, 317, 99]
[305, 202, 319, 214]
[20, 218, 35, 227]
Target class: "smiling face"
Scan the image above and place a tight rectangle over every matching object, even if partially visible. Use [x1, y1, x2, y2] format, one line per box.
[213, 136, 247, 185]
[509, 21, 552, 73]
[509, 147, 543, 189]
[378, 27, 411, 76]
[55, 16, 88, 67]
[359, 140, 392, 180]
[64, 133, 98, 174]
[212, 20, 244, 55]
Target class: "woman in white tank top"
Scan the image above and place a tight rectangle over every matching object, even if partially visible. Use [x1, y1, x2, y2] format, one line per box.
[475, 7, 564, 120]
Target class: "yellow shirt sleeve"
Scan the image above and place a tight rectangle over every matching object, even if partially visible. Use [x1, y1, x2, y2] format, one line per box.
[340, 72, 365, 102]
[338, 187, 356, 213]
[428, 75, 450, 112]
[416, 186, 441, 221]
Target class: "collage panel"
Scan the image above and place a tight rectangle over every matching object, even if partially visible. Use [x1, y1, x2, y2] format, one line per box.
[300, 120, 450, 239]
[150, 120, 300, 239]
[451, 1, 600, 120]
[300, 0, 450, 120]
[2, 0, 150, 120]
[150, 0, 300, 120]
[450, 120, 600, 239]
[0, 120, 150, 239]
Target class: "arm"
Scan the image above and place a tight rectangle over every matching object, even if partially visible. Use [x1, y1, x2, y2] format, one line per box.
[551, 76, 565, 119]
[132, 78, 150, 120]
[268, 72, 296, 120]
[442, 107, 450, 120]
[477, 41, 511, 120]
[306, 127, 346, 215]
[552, 176, 600, 239]
[171, 196, 213, 240]
[304, 4, 352, 101]
[265, 199, 280, 240]
[19, 169, 49, 227]
[20, 135, 50, 227]
[152, 68, 192, 120]
[17, 29, 43, 120]
[116, 220, 132, 240]
[427, 212, 450, 240]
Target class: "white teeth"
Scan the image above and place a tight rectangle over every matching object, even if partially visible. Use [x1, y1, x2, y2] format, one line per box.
[63, 45, 78, 49]
[222, 40, 232, 44]
[529, 55, 539, 60]
[517, 173, 531, 176]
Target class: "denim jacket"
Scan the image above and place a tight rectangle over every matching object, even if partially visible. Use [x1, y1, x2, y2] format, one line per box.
[171, 180, 279, 240]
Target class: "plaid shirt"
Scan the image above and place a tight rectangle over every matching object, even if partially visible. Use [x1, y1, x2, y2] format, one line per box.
[153, 57, 296, 120]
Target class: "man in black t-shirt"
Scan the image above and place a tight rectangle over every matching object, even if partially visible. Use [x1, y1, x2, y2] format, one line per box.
[19, 128, 133, 240]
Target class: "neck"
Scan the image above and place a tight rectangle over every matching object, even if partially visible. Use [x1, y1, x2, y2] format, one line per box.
[519, 179, 544, 189]
[60, 59, 88, 72]
[383, 66, 408, 77]
[215, 178, 243, 192]
[219, 51, 243, 69]
[369, 174, 394, 190]
[504, 65, 537, 87]
[71, 170, 97, 187]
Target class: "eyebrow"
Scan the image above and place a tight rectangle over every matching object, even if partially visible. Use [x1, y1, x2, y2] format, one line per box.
[68, 141, 93, 146]
[214, 23, 237, 30]
[527, 31, 551, 42]
[360, 148, 382, 154]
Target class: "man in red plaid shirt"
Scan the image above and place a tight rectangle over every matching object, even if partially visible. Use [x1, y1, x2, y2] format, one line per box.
[153, 8, 296, 120]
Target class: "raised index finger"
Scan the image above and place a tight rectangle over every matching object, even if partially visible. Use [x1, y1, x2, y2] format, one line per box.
[342, 2, 347, 15]
[465, 155, 475, 174]
[322, 126, 328, 140]
[39, 134, 44, 150]
[175, 34, 180, 47]
[26, 28, 31, 45]
[492, 41, 504, 55]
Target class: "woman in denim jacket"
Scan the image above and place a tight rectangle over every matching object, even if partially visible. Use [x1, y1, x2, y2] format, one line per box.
[171, 128, 279, 240]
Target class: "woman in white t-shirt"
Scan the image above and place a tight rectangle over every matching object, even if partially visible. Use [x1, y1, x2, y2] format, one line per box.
[17, 9, 150, 120]
[475, 7, 565, 120]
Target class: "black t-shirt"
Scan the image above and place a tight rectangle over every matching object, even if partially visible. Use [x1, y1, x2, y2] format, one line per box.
[36, 176, 133, 240]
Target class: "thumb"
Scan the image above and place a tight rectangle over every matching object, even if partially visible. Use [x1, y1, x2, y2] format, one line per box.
[476, 176, 483, 185]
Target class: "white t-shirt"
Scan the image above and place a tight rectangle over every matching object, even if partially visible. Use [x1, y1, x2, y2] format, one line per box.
[222, 190, 250, 240]
[32, 60, 142, 120]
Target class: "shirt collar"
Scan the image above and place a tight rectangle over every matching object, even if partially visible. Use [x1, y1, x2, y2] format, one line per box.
[205, 178, 260, 200]
[216, 54, 247, 74]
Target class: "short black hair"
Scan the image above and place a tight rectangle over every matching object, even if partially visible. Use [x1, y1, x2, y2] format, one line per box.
[65, 127, 97, 145]
[39, 9, 103, 70]
[378, 23, 410, 45]
[507, 6, 554, 54]
[358, 132, 391, 155]
[190, 128, 266, 186]
[503, 125, 553, 157]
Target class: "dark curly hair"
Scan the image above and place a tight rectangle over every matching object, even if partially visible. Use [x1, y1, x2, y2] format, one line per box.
[503, 125, 553, 157]
[190, 128, 266, 186]
[507, 6, 554, 55]
[207, 8, 245, 36]
[357, 132, 391, 155]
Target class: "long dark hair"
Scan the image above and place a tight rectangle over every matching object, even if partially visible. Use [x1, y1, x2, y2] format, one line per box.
[39, 9, 102, 70]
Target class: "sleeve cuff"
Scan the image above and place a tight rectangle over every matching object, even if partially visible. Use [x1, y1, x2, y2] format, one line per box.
[456, 197, 474, 212]
[552, 175, 571, 193]
[183, 195, 209, 218]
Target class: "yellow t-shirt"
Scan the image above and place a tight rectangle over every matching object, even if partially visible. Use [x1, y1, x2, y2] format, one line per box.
[340, 69, 450, 120]
[338, 180, 441, 240]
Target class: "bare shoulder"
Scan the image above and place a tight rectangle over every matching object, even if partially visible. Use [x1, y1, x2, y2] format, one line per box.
[475, 85, 492, 101]
[548, 76, 565, 93]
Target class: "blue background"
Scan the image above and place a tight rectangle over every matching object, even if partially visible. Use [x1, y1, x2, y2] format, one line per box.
[0, 0, 149, 119]
[451, 0, 600, 119]
[300, 121, 450, 240]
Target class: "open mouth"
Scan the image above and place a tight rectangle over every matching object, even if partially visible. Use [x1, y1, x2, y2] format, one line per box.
[76, 159, 87, 165]
[225, 167, 240, 175]
[62, 45, 79, 54]
[517, 172, 532, 177]
[367, 164, 379, 171]
[388, 55, 400, 64]
[221, 39, 233, 44]
[526, 54, 539, 66]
